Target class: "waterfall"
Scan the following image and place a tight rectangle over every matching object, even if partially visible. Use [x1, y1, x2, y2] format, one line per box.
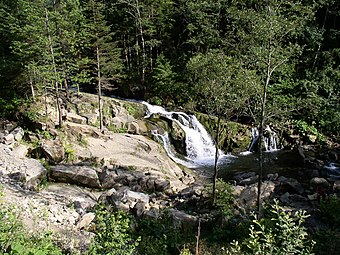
[246, 125, 278, 153]
[143, 102, 223, 166]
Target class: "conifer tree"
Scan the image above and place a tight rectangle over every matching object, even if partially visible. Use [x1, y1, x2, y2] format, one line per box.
[86, 0, 123, 132]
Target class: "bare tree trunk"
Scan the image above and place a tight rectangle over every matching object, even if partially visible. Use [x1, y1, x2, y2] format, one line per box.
[96, 45, 103, 132]
[45, 8, 63, 127]
[212, 116, 221, 205]
[195, 219, 201, 255]
[29, 74, 35, 102]
[312, 7, 328, 70]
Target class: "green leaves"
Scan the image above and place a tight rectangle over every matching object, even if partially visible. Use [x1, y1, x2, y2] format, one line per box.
[227, 200, 315, 255]
[87, 204, 140, 255]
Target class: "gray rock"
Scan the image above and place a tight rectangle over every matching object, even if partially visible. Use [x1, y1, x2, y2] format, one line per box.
[122, 189, 150, 204]
[12, 144, 28, 158]
[169, 209, 197, 230]
[50, 165, 101, 188]
[127, 121, 139, 134]
[280, 177, 305, 195]
[239, 175, 258, 185]
[67, 113, 87, 125]
[132, 201, 146, 217]
[3, 133, 14, 145]
[84, 114, 98, 126]
[11, 127, 24, 142]
[76, 212, 95, 230]
[41, 140, 65, 163]
[23, 158, 48, 190]
[310, 177, 330, 189]
[333, 181, 340, 193]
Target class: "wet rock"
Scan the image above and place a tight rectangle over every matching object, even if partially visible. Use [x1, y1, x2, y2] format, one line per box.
[50, 165, 101, 188]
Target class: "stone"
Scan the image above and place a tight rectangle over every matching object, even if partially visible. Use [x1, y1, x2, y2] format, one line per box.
[66, 113, 87, 125]
[122, 189, 150, 204]
[169, 209, 197, 230]
[310, 177, 330, 189]
[127, 121, 139, 134]
[23, 158, 48, 190]
[132, 201, 146, 217]
[154, 178, 171, 192]
[234, 172, 256, 182]
[169, 120, 186, 156]
[136, 120, 148, 135]
[239, 175, 258, 185]
[280, 192, 290, 204]
[50, 165, 101, 188]
[84, 114, 98, 126]
[11, 127, 24, 142]
[3, 133, 14, 145]
[111, 117, 123, 129]
[12, 144, 28, 158]
[333, 181, 340, 193]
[328, 151, 339, 161]
[41, 140, 65, 163]
[279, 177, 305, 195]
[76, 212, 95, 230]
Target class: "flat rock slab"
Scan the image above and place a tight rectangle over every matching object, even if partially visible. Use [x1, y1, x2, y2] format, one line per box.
[50, 165, 101, 188]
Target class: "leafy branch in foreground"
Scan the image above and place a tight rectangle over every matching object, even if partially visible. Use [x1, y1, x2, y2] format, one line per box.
[227, 200, 315, 255]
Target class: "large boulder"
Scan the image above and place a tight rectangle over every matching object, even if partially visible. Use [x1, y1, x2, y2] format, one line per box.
[41, 140, 65, 164]
[50, 165, 101, 188]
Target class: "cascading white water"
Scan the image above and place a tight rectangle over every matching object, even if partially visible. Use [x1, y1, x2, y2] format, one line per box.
[143, 102, 221, 166]
[245, 126, 278, 153]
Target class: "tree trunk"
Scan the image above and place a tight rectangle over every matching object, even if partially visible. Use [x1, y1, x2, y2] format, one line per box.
[96, 45, 103, 132]
[45, 8, 63, 127]
[212, 116, 221, 205]
[256, 47, 272, 217]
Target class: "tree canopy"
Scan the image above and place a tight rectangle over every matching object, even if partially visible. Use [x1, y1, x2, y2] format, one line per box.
[0, 0, 339, 137]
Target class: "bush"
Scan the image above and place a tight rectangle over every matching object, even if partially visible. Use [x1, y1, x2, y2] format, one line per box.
[226, 200, 315, 255]
[87, 204, 140, 255]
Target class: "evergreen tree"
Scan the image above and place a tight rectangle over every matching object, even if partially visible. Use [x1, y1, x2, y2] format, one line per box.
[86, 0, 123, 131]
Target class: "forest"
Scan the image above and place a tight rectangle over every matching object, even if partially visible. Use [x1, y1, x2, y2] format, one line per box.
[0, 0, 340, 254]
[0, 0, 339, 137]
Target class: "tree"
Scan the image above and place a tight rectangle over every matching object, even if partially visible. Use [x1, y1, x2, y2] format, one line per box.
[86, 0, 123, 131]
[227, 0, 314, 215]
[187, 50, 249, 204]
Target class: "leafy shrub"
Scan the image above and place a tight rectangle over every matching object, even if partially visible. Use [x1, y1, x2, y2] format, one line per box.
[87, 204, 140, 255]
[226, 200, 315, 255]
[135, 211, 193, 255]
[293, 120, 324, 142]
[319, 195, 340, 229]
[205, 179, 235, 217]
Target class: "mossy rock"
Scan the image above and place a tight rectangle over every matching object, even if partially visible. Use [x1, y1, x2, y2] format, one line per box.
[195, 112, 251, 154]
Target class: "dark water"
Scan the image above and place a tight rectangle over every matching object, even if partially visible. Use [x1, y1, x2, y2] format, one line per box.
[192, 150, 340, 185]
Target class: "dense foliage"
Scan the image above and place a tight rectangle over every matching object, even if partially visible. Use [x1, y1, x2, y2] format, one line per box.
[0, 0, 338, 137]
